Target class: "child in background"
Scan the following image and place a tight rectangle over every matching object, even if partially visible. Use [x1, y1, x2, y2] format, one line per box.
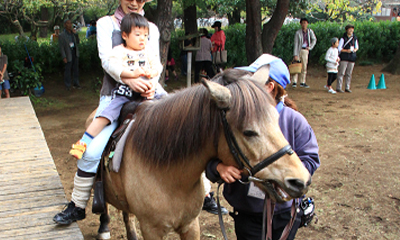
[324, 37, 340, 94]
[166, 47, 178, 81]
[69, 12, 163, 159]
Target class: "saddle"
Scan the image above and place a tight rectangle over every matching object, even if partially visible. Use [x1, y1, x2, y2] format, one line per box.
[92, 101, 140, 214]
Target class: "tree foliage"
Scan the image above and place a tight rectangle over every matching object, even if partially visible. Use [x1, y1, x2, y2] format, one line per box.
[0, 0, 102, 37]
[307, 0, 382, 22]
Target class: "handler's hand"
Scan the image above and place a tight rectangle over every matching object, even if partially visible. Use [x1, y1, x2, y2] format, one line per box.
[63, 58, 67, 64]
[216, 163, 242, 183]
[293, 56, 299, 62]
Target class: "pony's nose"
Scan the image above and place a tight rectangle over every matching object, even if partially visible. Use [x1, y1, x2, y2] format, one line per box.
[285, 176, 311, 192]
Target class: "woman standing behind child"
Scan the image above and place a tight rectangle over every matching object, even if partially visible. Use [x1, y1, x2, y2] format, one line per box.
[324, 37, 340, 94]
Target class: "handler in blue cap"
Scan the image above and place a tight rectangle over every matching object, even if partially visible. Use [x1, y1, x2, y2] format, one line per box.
[206, 54, 320, 240]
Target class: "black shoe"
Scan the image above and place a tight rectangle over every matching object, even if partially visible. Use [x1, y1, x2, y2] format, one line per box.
[53, 201, 86, 225]
[202, 192, 229, 215]
[72, 85, 81, 89]
[345, 89, 352, 93]
[292, 83, 297, 88]
[336, 89, 344, 93]
[300, 83, 310, 88]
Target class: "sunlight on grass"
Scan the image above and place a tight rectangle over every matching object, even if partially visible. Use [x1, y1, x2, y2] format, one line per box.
[0, 28, 88, 43]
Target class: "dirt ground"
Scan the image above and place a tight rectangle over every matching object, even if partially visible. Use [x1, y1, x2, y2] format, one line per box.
[32, 63, 400, 240]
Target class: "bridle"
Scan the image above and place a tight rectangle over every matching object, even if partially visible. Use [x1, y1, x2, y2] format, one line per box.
[217, 108, 297, 240]
[219, 109, 294, 177]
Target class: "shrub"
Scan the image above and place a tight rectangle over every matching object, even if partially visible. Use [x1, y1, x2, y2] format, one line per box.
[11, 59, 44, 96]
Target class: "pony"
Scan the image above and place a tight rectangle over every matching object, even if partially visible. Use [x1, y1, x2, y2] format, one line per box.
[96, 66, 311, 239]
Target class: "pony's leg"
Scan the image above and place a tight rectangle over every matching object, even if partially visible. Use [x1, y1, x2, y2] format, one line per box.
[140, 221, 165, 240]
[179, 217, 201, 240]
[97, 204, 111, 240]
[123, 211, 138, 240]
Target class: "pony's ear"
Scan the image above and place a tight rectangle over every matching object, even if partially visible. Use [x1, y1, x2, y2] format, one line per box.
[201, 78, 231, 110]
[250, 64, 270, 86]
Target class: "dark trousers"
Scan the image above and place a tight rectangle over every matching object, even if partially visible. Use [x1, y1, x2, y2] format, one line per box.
[180, 54, 187, 76]
[64, 49, 80, 89]
[327, 72, 337, 87]
[232, 210, 302, 240]
[195, 61, 215, 83]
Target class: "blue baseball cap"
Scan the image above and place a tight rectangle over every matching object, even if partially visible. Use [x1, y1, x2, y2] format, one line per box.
[235, 54, 290, 89]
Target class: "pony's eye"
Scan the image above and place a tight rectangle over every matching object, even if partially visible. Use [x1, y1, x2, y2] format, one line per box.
[243, 130, 258, 137]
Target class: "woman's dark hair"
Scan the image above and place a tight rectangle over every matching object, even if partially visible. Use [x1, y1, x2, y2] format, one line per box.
[199, 28, 208, 37]
[120, 12, 149, 46]
[267, 79, 298, 111]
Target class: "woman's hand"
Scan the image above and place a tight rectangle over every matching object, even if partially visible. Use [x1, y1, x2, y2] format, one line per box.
[121, 77, 152, 94]
[140, 82, 155, 99]
[216, 163, 242, 183]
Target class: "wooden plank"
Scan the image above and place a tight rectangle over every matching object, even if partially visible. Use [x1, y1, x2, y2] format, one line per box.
[0, 188, 64, 201]
[0, 225, 83, 240]
[0, 97, 83, 239]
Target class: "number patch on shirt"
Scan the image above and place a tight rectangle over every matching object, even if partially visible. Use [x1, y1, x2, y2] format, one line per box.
[115, 85, 133, 97]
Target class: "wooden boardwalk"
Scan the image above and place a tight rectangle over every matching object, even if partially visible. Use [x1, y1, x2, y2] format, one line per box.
[0, 97, 84, 240]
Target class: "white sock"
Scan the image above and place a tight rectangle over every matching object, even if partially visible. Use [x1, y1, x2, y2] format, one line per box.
[71, 173, 95, 209]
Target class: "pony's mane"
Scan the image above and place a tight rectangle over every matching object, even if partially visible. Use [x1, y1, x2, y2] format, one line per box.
[128, 69, 275, 167]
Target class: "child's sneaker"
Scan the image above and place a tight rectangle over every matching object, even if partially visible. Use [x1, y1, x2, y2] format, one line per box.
[69, 140, 87, 159]
[328, 89, 336, 94]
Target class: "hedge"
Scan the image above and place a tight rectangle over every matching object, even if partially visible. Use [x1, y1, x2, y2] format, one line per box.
[265, 20, 400, 66]
[1, 20, 399, 75]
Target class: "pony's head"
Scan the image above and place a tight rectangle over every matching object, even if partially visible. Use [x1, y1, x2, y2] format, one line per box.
[207, 67, 311, 203]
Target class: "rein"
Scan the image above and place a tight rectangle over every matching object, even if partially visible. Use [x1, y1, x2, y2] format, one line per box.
[217, 109, 297, 240]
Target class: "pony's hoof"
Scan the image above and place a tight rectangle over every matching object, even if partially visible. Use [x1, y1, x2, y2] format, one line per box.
[97, 231, 111, 240]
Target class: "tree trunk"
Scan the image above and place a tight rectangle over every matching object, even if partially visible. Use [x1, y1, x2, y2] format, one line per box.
[13, 20, 26, 36]
[227, 8, 241, 25]
[144, 5, 157, 23]
[155, 0, 174, 84]
[30, 24, 38, 40]
[39, 7, 49, 38]
[245, 0, 263, 64]
[261, 0, 289, 53]
[382, 40, 400, 74]
[182, 1, 197, 35]
[79, 14, 85, 28]
[182, 1, 197, 82]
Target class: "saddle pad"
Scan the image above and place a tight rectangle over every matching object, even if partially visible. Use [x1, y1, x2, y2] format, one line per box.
[110, 119, 135, 172]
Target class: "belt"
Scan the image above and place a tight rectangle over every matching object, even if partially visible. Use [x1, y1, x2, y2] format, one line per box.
[302, 47, 308, 49]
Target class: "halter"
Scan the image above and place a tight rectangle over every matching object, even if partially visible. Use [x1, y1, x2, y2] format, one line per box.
[219, 109, 294, 178]
[217, 108, 297, 240]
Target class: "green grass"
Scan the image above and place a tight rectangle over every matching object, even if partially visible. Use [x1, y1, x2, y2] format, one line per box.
[0, 28, 88, 44]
